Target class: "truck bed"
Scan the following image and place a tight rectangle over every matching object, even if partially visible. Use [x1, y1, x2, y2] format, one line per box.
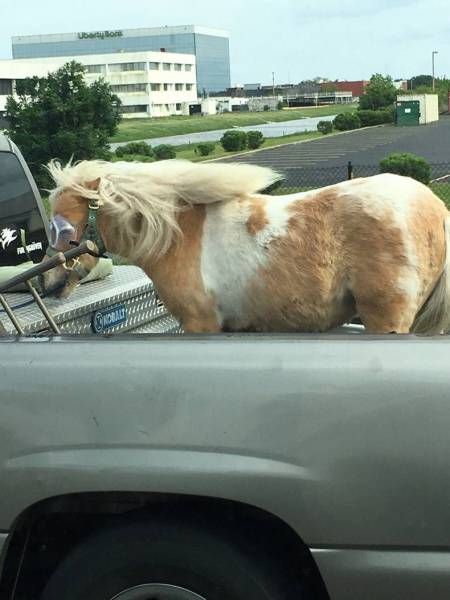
[0, 265, 181, 335]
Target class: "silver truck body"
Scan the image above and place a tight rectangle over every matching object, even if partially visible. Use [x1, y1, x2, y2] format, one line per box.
[1, 335, 450, 599]
[1, 134, 449, 600]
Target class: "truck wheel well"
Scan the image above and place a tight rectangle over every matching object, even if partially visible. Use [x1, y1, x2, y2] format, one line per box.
[0, 492, 329, 600]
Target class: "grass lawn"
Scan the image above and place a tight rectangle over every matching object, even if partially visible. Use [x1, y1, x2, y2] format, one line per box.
[175, 130, 325, 162]
[111, 130, 328, 164]
[111, 104, 356, 143]
[430, 183, 450, 208]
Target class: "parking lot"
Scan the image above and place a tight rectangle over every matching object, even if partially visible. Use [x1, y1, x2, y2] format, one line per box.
[221, 115, 450, 170]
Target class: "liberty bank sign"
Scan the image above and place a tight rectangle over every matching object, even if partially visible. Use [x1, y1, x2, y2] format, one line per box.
[77, 30, 123, 40]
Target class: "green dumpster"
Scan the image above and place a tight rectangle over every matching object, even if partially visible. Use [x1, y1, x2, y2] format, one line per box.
[396, 100, 420, 126]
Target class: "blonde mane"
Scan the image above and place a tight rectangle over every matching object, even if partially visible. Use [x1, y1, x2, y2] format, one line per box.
[47, 159, 281, 262]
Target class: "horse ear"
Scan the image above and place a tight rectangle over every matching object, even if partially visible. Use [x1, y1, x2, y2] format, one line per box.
[85, 177, 101, 190]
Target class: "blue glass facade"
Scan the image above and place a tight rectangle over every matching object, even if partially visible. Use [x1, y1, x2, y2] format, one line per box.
[195, 34, 230, 94]
[12, 30, 230, 92]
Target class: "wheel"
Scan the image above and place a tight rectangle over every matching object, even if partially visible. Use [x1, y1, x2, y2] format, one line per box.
[41, 517, 308, 600]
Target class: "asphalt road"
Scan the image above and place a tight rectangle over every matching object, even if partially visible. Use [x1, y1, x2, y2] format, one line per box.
[218, 116, 450, 188]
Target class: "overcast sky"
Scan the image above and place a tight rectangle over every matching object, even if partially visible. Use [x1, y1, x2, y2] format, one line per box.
[1, 0, 448, 85]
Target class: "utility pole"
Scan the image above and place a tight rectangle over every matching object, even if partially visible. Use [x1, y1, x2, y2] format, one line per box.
[272, 71, 275, 98]
[432, 50, 438, 92]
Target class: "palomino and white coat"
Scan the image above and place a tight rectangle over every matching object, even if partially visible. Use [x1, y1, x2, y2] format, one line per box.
[43, 159, 450, 335]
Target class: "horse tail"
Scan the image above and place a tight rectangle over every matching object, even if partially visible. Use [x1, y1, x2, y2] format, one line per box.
[412, 215, 450, 335]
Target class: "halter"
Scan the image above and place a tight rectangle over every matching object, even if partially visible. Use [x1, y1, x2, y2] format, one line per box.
[80, 198, 107, 257]
[46, 198, 106, 280]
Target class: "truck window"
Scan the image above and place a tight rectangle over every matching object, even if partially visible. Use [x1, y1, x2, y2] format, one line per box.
[0, 151, 48, 266]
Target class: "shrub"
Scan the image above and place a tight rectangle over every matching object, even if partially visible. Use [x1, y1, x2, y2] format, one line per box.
[153, 144, 176, 160]
[379, 152, 431, 185]
[220, 130, 248, 152]
[357, 109, 394, 127]
[113, 153, 155, 163]
[98, 148, 113, 161]
[263, 105, 270, 111]
[247, 130, 265, 149]
[333, 112, 361, 131]
[277, 100, 284, 110]
[317, 120, 333, 135]
[385, 105, 396, 123]
[195, 142, 216, 156]
[115, 141, 153, 158]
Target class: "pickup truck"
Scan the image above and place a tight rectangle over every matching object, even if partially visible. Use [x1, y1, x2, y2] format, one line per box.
[1, 134, 450, 600]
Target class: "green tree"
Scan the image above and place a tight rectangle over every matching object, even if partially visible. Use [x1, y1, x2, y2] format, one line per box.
[409, 75, 433, 89]
[6, 61, 121, 188]
[359, 74, 397, 110]
[404, 75, 450, 112]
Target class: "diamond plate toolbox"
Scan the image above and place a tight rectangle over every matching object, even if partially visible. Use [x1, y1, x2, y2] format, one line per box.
[0, 265, 181, 335]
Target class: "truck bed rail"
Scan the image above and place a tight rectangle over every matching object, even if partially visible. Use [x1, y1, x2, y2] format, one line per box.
[0, 241, 98, 335]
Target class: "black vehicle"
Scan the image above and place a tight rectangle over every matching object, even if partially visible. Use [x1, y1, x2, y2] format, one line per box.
[0, 135, 49, 268]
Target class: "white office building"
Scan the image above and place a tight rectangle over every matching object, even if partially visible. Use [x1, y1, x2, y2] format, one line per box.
[12, 25, 230, 93]
[0, 50, 197, 119]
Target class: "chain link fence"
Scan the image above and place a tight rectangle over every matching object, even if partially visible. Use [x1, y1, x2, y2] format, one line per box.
[269, 161, 450, 207]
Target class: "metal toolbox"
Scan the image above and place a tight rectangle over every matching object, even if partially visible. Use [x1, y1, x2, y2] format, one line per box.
[0, 265, 181, 336]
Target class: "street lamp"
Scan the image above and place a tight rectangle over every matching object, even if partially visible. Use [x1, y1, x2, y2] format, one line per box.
[432, 51, 438, 92]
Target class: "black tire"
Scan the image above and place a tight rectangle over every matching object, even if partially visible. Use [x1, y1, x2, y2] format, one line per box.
[41, 517, 308, 600]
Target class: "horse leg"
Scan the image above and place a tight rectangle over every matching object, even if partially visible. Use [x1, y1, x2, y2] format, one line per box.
[355, 295, 418, 334]
[182, 317, 222, 333]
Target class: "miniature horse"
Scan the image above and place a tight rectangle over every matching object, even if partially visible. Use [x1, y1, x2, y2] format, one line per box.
[42, 159, 450, 334]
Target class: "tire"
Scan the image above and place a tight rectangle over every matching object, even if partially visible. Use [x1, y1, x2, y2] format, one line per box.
[41, 517, 308, 600]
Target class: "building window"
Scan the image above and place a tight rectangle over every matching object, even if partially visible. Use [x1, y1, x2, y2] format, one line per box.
[150, 83, 161, 91]
[175, 84, 183, 91]
[176, 103, 182, 111]
[108, 62, 146, 72]
[149, 62, 160, 70]
[165, 104, 170, 110]
[163, 83, 172, 91]
[163, 63, 172, 71]
[85, 64, 106, 74]
[174, 63, 182, 71]
[186, 84, 193, 91]
[0, 79, 13, 95]
[111, 84, 147, 93]
[185, 64, 192, 72]
[120, 105, 148, 114]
